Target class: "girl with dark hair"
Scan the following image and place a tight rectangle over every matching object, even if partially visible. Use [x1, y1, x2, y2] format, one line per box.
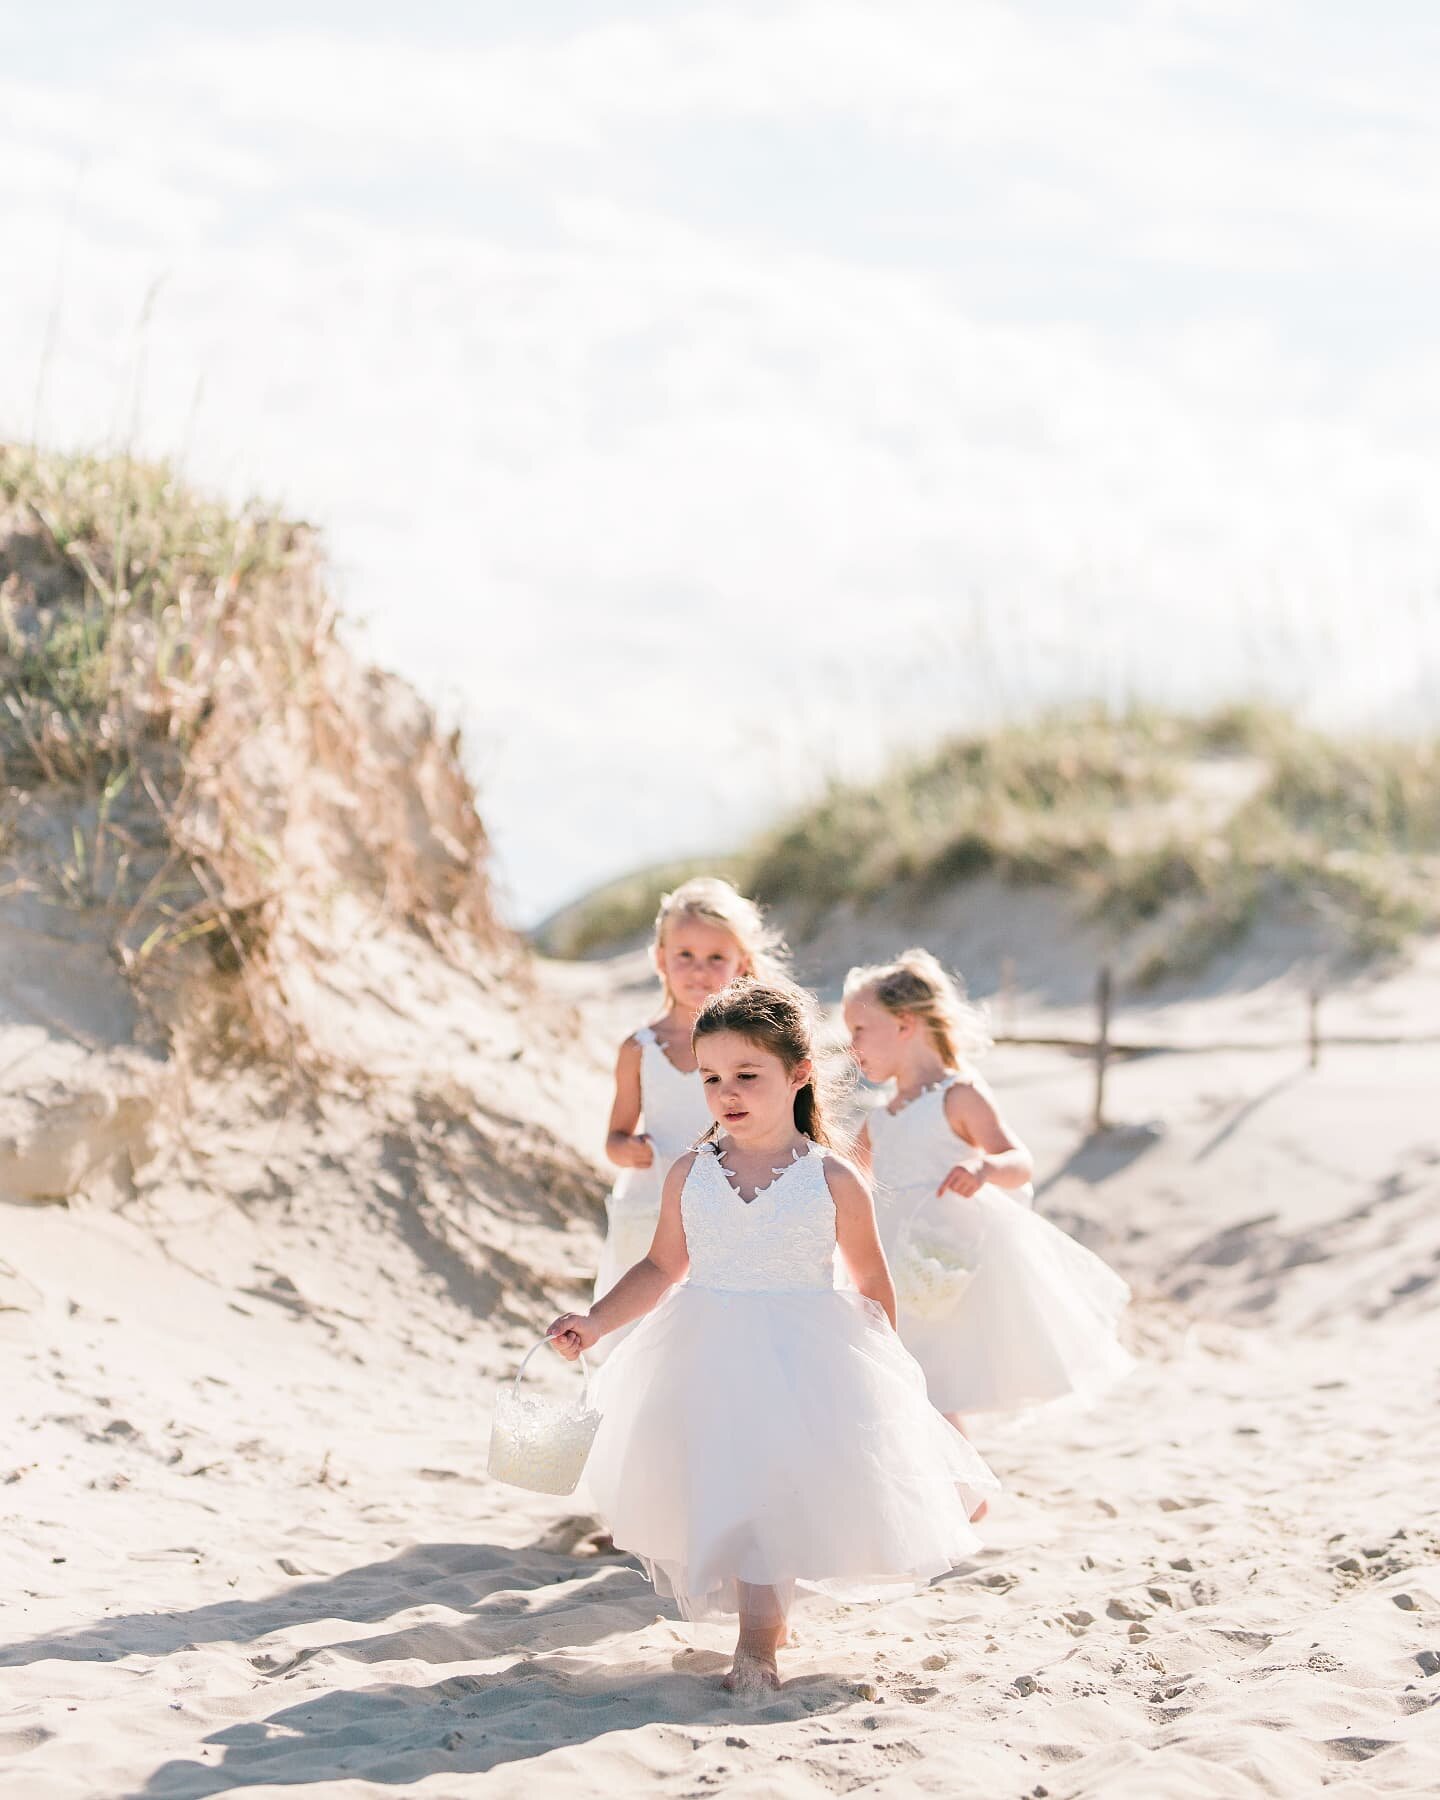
[548, 978, 997, 1694]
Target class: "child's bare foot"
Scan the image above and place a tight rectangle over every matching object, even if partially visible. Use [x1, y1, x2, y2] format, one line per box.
[721, 1649, 780, 1693]
[968, 1498, 989, 1524]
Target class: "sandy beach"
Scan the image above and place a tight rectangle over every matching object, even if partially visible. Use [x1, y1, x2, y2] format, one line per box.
[5, 918, 1440, 1798]
[7, 10, 1439, 1785]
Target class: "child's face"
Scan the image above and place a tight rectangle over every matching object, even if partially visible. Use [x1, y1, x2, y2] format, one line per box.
[697, 1029, 809, 1141]
[843, 990, 914, 1083]
[656, 916, 748, 1010]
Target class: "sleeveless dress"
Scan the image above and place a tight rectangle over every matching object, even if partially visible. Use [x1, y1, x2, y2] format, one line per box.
[591, 1025, 712, 1356]
[584, 1140, 999, 1621]
[868, 1075, 1133, 1416]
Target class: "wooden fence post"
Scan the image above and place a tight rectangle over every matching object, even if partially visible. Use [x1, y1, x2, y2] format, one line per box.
[1092, 963, 1112, 1134]
[1308, 987, 1321, 1069]
[1000, 955, 1016, 1039]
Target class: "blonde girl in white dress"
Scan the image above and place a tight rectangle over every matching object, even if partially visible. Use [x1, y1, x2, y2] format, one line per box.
[844, 950, 1132, 1438]
[550, 979, 998, 1694]
[593, 879, 788, 1355]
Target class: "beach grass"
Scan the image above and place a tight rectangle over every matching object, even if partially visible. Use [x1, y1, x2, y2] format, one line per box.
[546, 707, 1440, 982]
[536, 856, 747, 959]
[1, 443, 500, 1063]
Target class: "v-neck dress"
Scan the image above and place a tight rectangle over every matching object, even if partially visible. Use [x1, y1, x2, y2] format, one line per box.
[583, 1139, 999, 1621]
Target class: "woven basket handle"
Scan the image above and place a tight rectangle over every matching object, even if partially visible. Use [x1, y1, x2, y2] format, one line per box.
[517, 1336, 591, 1407]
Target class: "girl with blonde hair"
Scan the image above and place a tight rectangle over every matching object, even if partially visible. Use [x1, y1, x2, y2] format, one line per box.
[844, 948, 1132, 1437]
[550, 978, 997, 1692]
[591, 877, 787, 1350]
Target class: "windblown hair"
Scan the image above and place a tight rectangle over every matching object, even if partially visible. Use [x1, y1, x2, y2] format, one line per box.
[691, 977, 848, 1150]
[843, 948, 992, 1069]
[652, 876, 788, 1003]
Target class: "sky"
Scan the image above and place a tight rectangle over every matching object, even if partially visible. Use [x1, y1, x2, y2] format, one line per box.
[3, 2, 1439, 920]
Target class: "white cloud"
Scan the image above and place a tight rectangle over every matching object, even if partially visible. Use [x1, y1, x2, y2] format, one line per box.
[1, 2, 1437, 914]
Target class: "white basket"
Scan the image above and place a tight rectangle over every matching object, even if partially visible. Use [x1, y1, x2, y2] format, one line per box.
[893, 1210, 981, 1322]
[894, 1242, 976, 1320]
[487, 1339, 602, 1497]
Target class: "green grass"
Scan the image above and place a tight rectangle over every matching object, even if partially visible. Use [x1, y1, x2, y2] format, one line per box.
[1, 445, 301, 787]
[550, 706, 1440, 982]
[744, 710, 1191, 917]
[536, 856, 745, 959]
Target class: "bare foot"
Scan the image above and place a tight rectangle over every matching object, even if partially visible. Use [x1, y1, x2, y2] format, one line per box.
[721, 1649, 780, 1694]
[968, 1498, 989, 1524]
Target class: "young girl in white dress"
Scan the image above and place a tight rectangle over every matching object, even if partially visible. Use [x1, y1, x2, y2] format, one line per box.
[549, 979, 998, 1693]
[844, 949, 1133, 1433]
[594, 878, 788, 1355]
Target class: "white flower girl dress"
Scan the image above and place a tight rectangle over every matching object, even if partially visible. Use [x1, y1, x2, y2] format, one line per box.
[584, 1138, 999, 1620]
[592, 1026, 712, 1356]
[868, 1075, 1133, 1416]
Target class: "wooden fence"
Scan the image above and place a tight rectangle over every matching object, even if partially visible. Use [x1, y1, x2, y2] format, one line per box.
[991, 963, 1440, 1135]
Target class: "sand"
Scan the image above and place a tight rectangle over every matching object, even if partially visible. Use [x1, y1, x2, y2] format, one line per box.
[4, 925, 1440, 1798]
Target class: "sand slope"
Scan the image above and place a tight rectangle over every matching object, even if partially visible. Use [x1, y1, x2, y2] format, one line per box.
[5, 940, 1440, 1798]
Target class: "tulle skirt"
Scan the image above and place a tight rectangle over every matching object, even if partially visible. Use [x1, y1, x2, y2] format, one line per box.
[585, 1283, 999, 1620]
[589, 1169, 666, 1366]
[882, 1185, 1133, 1416]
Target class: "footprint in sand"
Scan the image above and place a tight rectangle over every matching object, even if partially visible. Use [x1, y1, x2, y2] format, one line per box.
[1323, 1737, 1397, 1762]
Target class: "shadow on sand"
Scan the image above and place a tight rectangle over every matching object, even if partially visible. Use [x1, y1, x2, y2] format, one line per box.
[4, 1533, 855, 1796]
[0, 1538, 649, 1671]
[133, 1655, 853, 1796]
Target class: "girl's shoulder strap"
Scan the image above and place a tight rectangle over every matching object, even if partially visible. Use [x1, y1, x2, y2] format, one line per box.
[680, 1137, 721, 1194]
[633, 1023, 658, 1049]
[939, 1068, 986, 1148]
[940, 1065, 981, 1111]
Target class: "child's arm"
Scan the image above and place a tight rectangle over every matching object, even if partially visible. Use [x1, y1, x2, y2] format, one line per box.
[827, 1155, 897, 1330]
[548, 1154, 693, 1357]
[939, 1074, 1035, 1197]
[605, 1035, 655, 1169]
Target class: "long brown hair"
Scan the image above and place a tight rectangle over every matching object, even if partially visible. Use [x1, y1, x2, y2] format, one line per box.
[691, 978, 842, 1148]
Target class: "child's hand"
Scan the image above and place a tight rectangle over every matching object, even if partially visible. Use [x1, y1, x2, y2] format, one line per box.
[547, 1312, 600, 1359]
[938, 1158, 990, 1199]
[615, 1133, 655, 1170]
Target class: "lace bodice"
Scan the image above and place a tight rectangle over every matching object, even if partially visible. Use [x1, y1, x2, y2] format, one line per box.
[634, 1026, 712, 1160]
[680, 1141, 836, 1293]
[867, 1077, 968, 1198]
[868, 1077, 1033, 1226]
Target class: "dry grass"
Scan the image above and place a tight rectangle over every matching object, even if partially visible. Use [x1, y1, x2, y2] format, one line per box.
[1, 443, 505, 1066]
